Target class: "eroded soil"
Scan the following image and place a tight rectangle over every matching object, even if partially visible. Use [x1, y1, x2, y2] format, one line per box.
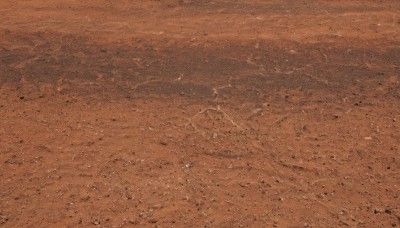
[0, 0, 399, 227]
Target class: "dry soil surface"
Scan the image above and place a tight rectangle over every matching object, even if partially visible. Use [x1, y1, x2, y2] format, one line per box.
[0, 0, 400, 227]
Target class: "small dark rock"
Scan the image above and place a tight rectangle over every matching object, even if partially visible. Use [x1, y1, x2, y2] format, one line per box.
[19, 96, 24, 100]
[0, 215, 8, 224]
[129, 220, 138, 224]
[81, 195, 90, 202]
[384, 208, 392, 214]
[160, 140, 167, 146]
[85, 141, 94, 147]
[148, 218, 158, 224]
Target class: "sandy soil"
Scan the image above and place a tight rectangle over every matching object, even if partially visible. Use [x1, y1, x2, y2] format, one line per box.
[0, 0, 399, 227]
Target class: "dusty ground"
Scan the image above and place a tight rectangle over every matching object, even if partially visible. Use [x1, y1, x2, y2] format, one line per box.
[0, 0, 399, 227]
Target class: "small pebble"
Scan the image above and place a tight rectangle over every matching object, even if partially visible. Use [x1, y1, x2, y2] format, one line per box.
[148, 218, 158, 223]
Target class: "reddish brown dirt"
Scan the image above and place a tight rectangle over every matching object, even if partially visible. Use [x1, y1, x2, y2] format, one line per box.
[1, 0, 400, 227]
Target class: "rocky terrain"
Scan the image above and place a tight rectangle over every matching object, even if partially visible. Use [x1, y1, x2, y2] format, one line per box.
[0, 0, 399, 227]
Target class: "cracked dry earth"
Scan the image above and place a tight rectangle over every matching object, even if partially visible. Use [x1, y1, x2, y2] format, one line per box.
[0, 0, 400, 227]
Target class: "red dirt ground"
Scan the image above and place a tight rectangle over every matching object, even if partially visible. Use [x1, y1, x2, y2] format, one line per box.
[0, 0, 399, 227]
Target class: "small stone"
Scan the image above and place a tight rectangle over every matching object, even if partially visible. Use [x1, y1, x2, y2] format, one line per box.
[129, 220, 138, 224]
[148, 218, 158, 223]
[0, 215, 8, 224]
[160, 140, 167, 146]
[384, 208, 392, 214]
[93, 220, 100, 225]
[81, 195, 90, 202]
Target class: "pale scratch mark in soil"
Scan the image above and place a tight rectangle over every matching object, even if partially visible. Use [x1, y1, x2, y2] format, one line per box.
[245, 54, 267, 72]
[130, 79, 162, 90]
[183, 104, 244, 137]
[212, 76, 234, 101]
